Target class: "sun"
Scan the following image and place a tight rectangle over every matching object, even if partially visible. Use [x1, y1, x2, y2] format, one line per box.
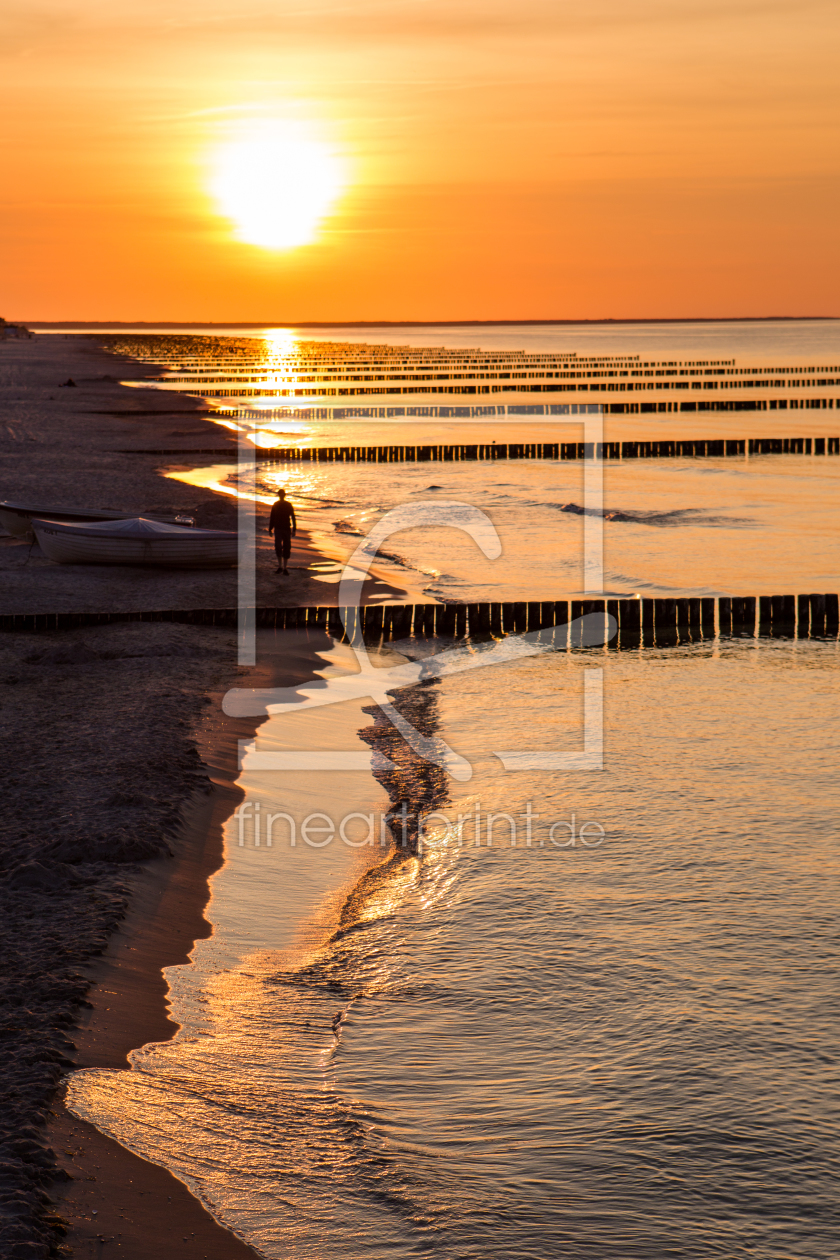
[209, 121, 345, 250]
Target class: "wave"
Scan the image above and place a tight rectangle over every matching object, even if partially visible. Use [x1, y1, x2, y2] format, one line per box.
[552, 502, 756, 528]
[333, 518, 366, 537]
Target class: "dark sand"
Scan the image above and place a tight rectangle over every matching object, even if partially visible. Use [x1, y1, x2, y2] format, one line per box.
[0, 620, 333, 1257]
[0, 329, 411, 1257]
[0, 335, 412, 612]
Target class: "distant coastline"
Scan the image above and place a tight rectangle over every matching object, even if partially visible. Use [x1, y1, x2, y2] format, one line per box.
[19, 316, 839, 330]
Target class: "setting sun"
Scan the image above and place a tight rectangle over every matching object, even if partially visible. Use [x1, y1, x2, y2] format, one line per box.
[208, 122, 345, 251]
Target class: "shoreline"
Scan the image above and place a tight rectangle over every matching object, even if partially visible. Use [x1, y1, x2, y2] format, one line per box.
[163, 461, 427, 608]
[0, 335, 415, 612]
[47, 627, 336, 1258]
[0, 618, 245, 1256]
[52, 634, 443, 1260]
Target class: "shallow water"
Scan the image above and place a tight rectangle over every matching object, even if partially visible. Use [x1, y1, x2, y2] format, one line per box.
[112, 319, 840, 444]
[148, 320, 840, 601]
[169, 451, 840, 600]
[67, 634, 840, 1259]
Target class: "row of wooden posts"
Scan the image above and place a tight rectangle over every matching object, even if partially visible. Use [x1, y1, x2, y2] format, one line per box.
[252, 595, 839, 641]
[3, 595, 837, 640]
[124, 436, 840, 460]
[258, 436, 839, 464]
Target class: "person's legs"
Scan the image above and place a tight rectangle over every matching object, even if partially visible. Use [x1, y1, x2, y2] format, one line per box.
[274, 533, 286, 572]
[275, 531, 291, 574]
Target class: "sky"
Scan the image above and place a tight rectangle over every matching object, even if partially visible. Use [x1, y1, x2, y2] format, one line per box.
[1, 0, 838, 321]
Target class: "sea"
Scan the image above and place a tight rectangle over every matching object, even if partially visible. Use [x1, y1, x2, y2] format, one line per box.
[173, 451, 840, 601]
[66, 322, 840, 1258]
[123, 316, 840, 600]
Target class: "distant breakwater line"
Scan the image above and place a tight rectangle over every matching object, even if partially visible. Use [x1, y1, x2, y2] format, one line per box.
[120, 437, 840, 460]
[3, 595, 837, 643]
[252, 435, 840, 464]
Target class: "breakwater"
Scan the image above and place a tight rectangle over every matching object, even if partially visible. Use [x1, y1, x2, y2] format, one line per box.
[255, 435, 840, 463]
[4, 595, 837, 641]
[122, 435, 840, 459]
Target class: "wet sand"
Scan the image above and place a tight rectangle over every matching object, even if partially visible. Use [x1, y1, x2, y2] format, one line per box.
[44, 696, 274, 1260]
[46, 629, 337, 1260]
[0, 335, 410, 611]
[0, 619, 333, 1256]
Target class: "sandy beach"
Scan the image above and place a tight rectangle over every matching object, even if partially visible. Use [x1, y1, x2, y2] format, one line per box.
[0, 333, 417, 1257]
[0, 335, 411, 612]
[0, 618, 337, 1257]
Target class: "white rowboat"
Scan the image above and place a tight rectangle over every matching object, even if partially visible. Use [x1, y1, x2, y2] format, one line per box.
[32, 516, 237, 569]
[0, 499, 190, 539]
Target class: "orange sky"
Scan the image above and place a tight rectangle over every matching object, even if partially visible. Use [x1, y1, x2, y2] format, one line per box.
[2, 0, 838, 321]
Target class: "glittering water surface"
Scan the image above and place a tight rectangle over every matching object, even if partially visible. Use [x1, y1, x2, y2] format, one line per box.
[147, 320, 840, 599]
[68, 636, 840, 1259]
[67, 322, 840, 1256]
[249, 453, 840, 600]
[169, 452, 840, 601]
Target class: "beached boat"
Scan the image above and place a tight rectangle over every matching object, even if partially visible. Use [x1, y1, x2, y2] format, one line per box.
[0, 499, 192, 539]
[31, 516, 237, 569]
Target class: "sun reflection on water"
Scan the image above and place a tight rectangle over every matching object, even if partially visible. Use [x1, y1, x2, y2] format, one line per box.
[263, 328, 298, 358]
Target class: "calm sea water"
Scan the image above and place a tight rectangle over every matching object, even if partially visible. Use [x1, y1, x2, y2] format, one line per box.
[67, 324, 840, 1258]
[248, 453, 840, 600]
[283, 318, 840, 362]
[80, 317, 840, 362]
[146, 318, 840, 601]
[68, 634, 840, 1259]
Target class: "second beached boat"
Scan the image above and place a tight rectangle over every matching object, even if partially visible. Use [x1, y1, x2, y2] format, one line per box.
[31, 516, 238, 568]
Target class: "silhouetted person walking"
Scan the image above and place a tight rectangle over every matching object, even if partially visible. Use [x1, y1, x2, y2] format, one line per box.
[268, 488, 296, 575]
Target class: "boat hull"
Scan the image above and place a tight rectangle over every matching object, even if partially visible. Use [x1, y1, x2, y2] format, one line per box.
[31, 521, 237, 569]
[0, 501, 185, 539]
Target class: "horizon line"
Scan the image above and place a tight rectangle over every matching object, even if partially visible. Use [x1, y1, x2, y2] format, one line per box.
[18, 315, 839, 330]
